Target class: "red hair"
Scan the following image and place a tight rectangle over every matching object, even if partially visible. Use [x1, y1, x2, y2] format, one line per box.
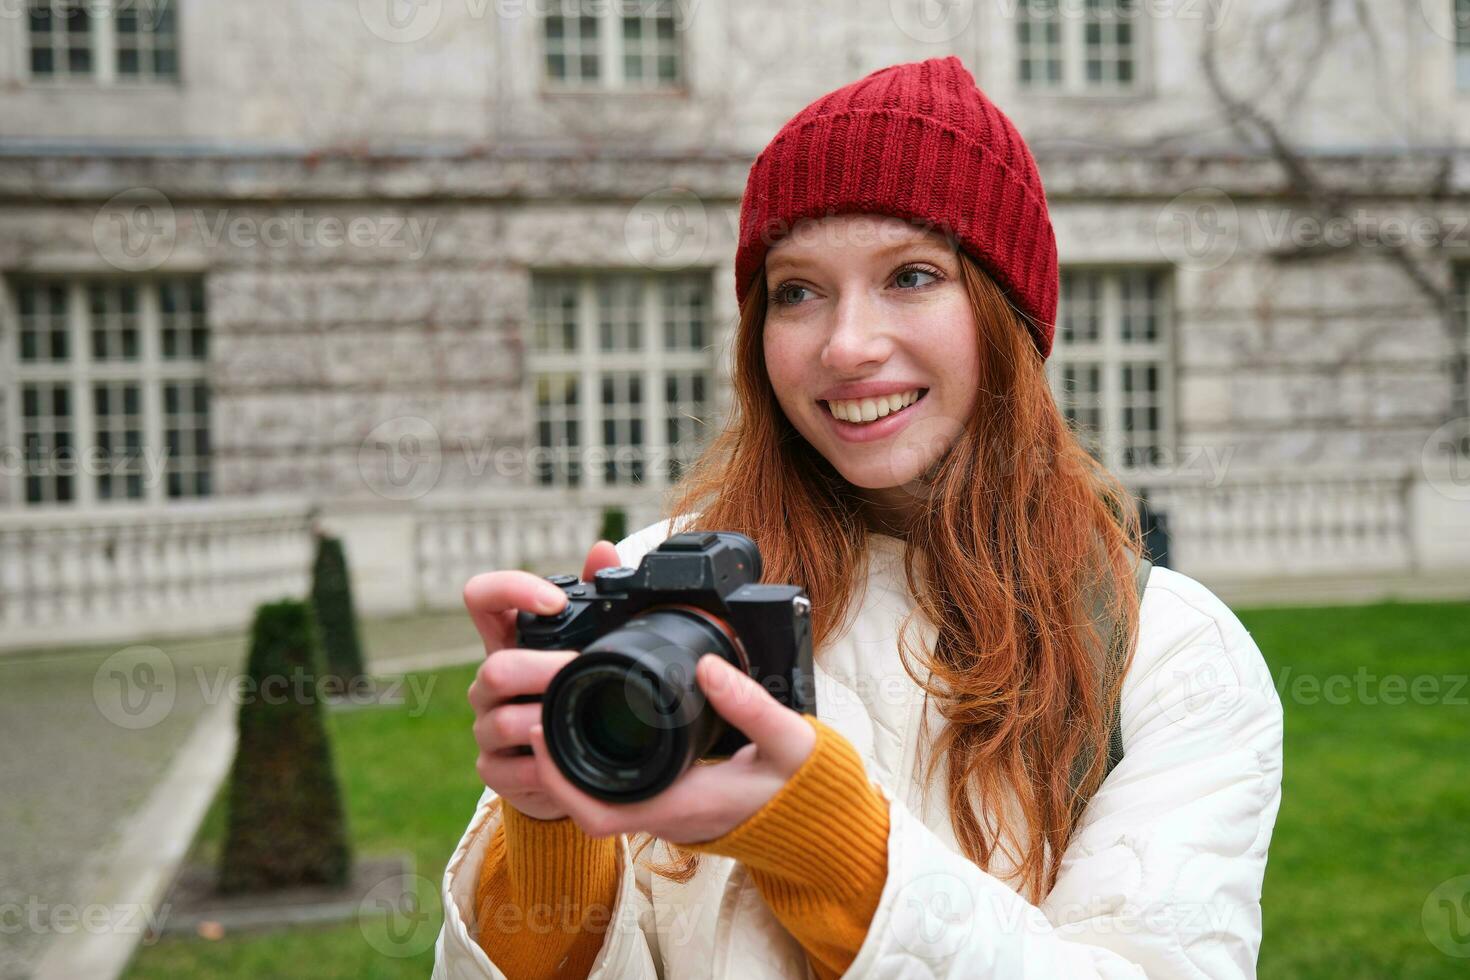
[635, 248, 1144, 902]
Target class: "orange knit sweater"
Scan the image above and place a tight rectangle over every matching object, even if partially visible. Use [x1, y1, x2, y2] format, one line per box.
[474, 716, 890, 979]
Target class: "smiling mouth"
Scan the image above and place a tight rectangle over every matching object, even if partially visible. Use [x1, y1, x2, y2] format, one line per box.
[820, 388, 929, 425]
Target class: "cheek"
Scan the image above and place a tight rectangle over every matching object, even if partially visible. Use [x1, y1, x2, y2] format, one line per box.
[919, 301, 980, 394]
[763, 330, 807, 407]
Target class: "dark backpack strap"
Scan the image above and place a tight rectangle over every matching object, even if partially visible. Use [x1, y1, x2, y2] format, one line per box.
[1104, 552, 1151, 778]
[1067, 548, 1152, 816]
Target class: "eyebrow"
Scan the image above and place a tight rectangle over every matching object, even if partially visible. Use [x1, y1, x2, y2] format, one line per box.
[765, 236, 956, 277]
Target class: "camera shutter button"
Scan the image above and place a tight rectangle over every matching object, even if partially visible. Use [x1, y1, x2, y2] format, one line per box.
[593, 566, 637, 593]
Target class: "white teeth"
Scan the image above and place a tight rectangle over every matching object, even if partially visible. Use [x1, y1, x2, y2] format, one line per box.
[824, 388, 923, 424]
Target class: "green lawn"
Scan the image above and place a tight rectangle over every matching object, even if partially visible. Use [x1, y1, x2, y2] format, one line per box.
[121, 601, 1470, 978]
[122, 661, 484, 979]
[1247, 600, 1470, 979]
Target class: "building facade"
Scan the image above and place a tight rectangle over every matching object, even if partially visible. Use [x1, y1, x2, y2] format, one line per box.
[2, 0, 1469, 650]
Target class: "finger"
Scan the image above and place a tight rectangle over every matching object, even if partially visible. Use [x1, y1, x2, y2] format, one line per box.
[474, 701, 544, 754]
[471, 649, 579, 709]
[475, 751, 543, 795]
[470, 607, 518, 657]
[463, 571, 569, 650]
[581, 540, 623, 583]
[696, 655, 813, 775]
[526, 722, 625, 837]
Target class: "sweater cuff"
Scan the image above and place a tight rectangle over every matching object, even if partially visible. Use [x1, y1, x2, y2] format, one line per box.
[494, 802, 619, 908]
[682, 715, 890, 905]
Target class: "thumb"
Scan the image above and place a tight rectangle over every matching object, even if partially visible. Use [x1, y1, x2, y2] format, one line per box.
[696, 654, 813, 775]
[581, 539, 622, 582]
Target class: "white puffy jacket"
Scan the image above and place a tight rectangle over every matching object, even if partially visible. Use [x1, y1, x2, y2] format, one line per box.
[434, 517, 1285, 979]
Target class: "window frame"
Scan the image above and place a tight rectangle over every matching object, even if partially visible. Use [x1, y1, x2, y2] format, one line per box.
[525, 271, 715, 491]
[1046, 266, 1177, 473]
[1014, 0, 1145, 96]
[23, 0, 182, 87]
[4, 276, 211, 510]
[538, 0, 686, 94]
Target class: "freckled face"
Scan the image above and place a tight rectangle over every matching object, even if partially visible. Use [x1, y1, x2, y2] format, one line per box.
[761, 213, 981, 490]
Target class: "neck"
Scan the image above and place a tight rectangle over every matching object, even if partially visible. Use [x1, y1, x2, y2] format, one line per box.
[856, 487, 916, 539]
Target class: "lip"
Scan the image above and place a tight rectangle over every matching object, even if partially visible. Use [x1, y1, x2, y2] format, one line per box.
[816, 380, 929, 401]
[820, 388, 929, 444]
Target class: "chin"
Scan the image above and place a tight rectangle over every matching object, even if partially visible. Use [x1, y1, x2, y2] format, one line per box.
[830, 457, 930, 490]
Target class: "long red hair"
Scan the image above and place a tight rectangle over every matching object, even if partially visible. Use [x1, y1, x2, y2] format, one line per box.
[634, 245, 1144, 904]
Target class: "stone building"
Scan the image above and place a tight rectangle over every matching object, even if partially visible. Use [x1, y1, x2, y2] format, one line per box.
[2, 0, 1468, 650]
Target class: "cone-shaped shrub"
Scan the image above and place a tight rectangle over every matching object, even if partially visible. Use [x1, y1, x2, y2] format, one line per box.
[599, 506, 627, 548]
[310, 534, 366, 693]
[218, 599, 351, 893]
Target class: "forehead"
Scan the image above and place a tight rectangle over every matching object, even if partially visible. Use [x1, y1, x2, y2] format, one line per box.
[765, 213, 956, 271]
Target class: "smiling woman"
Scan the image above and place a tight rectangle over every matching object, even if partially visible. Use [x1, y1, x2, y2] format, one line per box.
[761, 215, 982, 512]
[436, 54, 1283, 980]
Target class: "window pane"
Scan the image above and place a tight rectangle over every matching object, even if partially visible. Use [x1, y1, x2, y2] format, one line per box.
[665, 370, 711, 482]
[159, 280, 207, 361]
[113, 0, 181, 82]
[162, 374, 212, 499]
[597, 278, 643, 352]
[94, 381, 145, 501]
[1016, 0, 1063, 89]
[88, 284, 142, 362]
[1051, 268, 1171, 471]
[1081, 0, 1137, 90]
[529, 271, 714, 488]
[21, 381, 75, 505]
[1059, 272, 1102, 345]
[532, 372, 582, 487]
[531, 277, 580, 352]
[661, 275, 708, 351]
[600, 371, 645, 485]
[18, 283, 70, 362]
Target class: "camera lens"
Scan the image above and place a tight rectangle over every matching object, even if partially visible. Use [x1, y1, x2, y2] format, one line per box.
[577, 677, 657, 766]
[541, 607, 741, 802]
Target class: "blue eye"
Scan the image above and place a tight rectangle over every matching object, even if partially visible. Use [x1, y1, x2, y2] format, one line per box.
[770, 283, 811, 307]
[894, 265, 940, 290]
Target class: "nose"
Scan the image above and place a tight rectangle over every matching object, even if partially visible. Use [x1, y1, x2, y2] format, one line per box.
[819, 288, 892, 373]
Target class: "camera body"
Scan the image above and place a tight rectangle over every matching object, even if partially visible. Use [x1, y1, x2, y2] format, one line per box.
[516, 530, 815, 801]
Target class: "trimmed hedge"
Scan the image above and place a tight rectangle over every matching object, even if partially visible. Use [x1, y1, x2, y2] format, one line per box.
[218, 599, 352, 893]
[311, 534, 366, 693]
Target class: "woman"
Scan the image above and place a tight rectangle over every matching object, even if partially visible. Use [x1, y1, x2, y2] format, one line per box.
[435, 55, 1283, 979]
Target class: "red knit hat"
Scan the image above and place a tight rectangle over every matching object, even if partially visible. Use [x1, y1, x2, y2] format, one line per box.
[734, 55, 1059, 359]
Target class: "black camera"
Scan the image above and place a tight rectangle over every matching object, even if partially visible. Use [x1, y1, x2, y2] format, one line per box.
[514, 530, 815, 803]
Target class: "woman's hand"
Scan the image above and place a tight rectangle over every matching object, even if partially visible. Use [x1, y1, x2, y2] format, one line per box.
[525, 653, 819, 844]
[464, 540, 622, 821]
